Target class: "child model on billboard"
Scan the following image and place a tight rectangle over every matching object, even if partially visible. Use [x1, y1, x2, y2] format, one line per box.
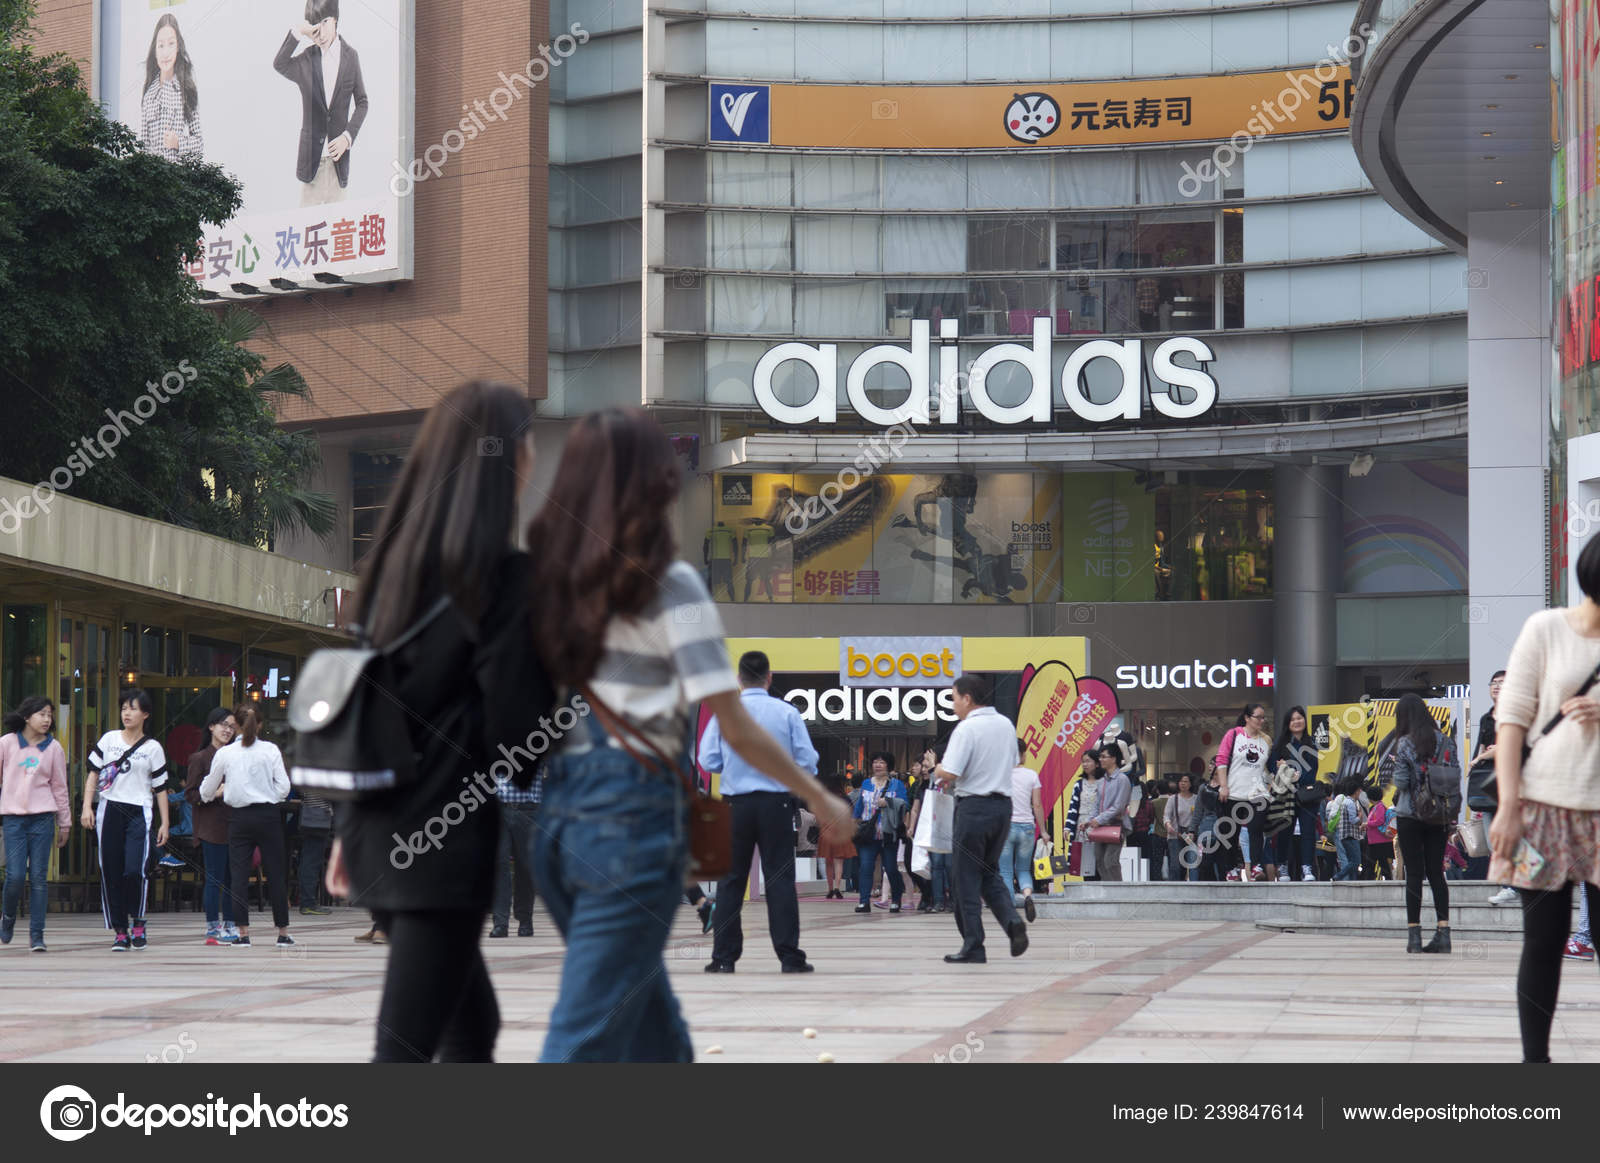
[274, 0, 369, 206]
[140, 14, 203, 162]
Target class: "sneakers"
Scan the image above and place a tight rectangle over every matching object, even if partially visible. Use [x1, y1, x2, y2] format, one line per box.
[0, 914, 14, 944]
[873, 900, 890, 909]
[854, 904, 871, 913]
[112, 932, 130, 952]
[1225, 868, 1244, 882]
[1277, 870, 1291, 882]
[1252, 865, 1264, 881]
[889, 903, 902, 913]
[697, 899, 714, 934]
[234, 936, 252, 947]
[158, 854, 185, 868]
[130, 924, 148, 950]
[1302, 867, 1316, 882]
[205, 924, 223, 947]
[276, 935, 296, 948]
[1488, 886, 1519, 906]
[1563, 937, 1596, 961]
[299, 905, 331, 916]
[30, 939, 46, 953]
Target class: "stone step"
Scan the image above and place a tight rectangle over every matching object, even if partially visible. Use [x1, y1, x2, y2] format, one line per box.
[1028, 880, 1564, 939]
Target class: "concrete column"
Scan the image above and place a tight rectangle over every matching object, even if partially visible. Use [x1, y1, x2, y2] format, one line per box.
[1273, 464, 1340, 706]
[1466, 210, 1551, 708]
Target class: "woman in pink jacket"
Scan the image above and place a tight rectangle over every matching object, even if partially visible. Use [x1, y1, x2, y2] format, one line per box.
[1, 696, 72, 952]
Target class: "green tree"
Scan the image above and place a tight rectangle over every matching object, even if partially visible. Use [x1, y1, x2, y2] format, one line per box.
[0, 0, 334, 547]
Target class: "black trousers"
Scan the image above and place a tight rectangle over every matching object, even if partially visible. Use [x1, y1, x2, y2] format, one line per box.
[373, 909, 499, 1062]
[227, 803, 290, 930]
[711, 791, 804, 968]
[1395, 817, 1449, 924]
[1516, 882, 1600, 1062]
[950, 794, 1018, 956]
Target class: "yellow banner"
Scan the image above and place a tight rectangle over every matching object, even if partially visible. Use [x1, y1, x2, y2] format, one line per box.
[764, 68, 1351, 150]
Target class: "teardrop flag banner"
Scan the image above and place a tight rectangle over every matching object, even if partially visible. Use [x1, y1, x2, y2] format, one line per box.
[1017, 661, 1119, 884]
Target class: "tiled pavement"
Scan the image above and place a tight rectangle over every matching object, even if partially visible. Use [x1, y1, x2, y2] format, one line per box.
[3, 896, 1597, 1063]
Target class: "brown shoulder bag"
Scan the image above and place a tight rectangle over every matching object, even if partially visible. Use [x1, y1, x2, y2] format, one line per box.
[580, 687, 733, 881]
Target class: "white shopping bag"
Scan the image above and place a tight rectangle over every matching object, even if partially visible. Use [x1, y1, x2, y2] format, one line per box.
[926, 786, 954, 853]
[1119, 847, 1140, 880]
[911, 844, 931, 878]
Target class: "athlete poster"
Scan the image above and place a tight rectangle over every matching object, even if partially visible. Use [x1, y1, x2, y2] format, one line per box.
[704, 471, 1062, 605]
[1308, 698, 1467, 808]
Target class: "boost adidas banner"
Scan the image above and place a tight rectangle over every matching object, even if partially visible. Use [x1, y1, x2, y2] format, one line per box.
[709, 67, 1352, 150]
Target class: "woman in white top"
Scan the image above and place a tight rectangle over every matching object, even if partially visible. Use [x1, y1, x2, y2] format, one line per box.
[82, 689, 170, 950]
[1216, 703, 1276, 882]
[1489, 535, 1600, 1062]
[201, 705, 292, 948]
[526, 408, 851, 1062]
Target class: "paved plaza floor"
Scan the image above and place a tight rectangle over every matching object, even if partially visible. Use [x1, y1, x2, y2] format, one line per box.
[4, 898, 1598, 1064]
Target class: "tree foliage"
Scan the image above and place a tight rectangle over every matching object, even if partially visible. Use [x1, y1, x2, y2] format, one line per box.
[0, 0, 334, 546]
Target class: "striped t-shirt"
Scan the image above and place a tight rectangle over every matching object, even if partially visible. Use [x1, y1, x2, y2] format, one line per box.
[588, 561, 739, 757]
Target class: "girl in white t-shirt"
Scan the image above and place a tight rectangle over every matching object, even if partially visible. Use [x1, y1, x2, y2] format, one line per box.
[82, 690, 170, 950]
[1216, 703, 1275, 882]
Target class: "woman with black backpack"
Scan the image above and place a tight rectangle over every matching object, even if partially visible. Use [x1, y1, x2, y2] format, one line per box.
[1391, 693, 1457, 953]
[322, 381, 553, 1061]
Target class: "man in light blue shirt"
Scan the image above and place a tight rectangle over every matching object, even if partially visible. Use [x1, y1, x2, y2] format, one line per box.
[698, 650, 819, 973]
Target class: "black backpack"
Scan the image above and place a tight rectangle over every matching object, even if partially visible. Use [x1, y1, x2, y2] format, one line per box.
[1411, 733, 1462, 827]
[287, 597, 453, 800]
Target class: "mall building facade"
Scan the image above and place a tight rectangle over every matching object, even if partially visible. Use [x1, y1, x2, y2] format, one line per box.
[548, 0, 1473, 777]
[27, 1, 1481, 785]
[1348, 0, 1592, 727]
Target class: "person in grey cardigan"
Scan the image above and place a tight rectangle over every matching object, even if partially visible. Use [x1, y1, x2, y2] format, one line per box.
[1088, 748, 1131, 881]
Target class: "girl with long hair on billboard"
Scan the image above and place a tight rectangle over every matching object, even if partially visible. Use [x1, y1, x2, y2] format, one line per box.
[139, 13, 202, 161]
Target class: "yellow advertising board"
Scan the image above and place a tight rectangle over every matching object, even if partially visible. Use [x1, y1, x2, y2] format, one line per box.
[1307, 699, 1466, 807]
[760, 67, 1351, 150]
[726, 636, 1111, 890]
[708, 472, 1062, 606]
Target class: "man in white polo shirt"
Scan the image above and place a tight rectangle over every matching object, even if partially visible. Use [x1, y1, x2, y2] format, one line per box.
[924, 674, 1028, 964]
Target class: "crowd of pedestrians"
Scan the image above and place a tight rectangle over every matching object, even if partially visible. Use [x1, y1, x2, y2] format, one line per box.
[1, 381, 1595, 1065]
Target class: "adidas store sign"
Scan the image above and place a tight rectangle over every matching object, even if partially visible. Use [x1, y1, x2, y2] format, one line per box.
[752, 318, 1219, 426]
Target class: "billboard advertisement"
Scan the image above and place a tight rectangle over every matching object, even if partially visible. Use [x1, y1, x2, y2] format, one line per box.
[1307, 698, 1467, 809]
[709, 67, 1352, 151]
[99, 0, 414, 297]
[705, 471, 1062, 605]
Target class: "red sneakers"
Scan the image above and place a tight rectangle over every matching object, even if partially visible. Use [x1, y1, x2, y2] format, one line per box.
[1563, 937, 1595, 961]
